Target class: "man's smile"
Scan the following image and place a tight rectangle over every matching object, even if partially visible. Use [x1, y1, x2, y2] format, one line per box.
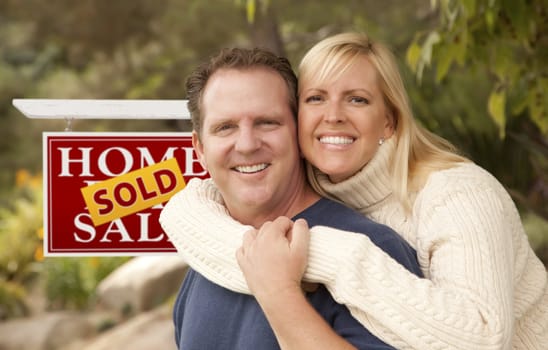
[233, 163, 270, 173]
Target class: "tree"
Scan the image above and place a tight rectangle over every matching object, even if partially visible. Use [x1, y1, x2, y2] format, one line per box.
[407, 0, 547, 134]
[406, 0, 547, 220]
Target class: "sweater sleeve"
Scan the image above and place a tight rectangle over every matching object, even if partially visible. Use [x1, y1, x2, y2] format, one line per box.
[159, 176, 516, 350]
[159, 178, 360, 293]
[325, 171, 517, 350]
[159, 178, 251, 294]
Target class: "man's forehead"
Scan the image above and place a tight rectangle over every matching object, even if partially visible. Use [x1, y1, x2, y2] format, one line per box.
[201, 68, 291, 121]
[206, 66, 284, 90]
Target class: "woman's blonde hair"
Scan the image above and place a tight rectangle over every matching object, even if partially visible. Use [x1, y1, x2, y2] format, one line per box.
[299, 32, 468, 208]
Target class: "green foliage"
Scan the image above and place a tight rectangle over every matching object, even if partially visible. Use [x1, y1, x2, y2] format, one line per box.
[0, 170, 129, 314]
[407, 0, 547, 136]
[43, 256, 129, 311]
[488, 88, 506, 138]
[406, 0, 547, 226]
[0, 171, 42, 284]
[43, 258, 90, 310]
[0, 280, 28, 320]
[0, 171, 42, 318]
[524, 212, 548, 265]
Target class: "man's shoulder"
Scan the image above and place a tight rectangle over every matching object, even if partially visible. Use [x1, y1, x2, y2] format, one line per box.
[298, 198, 421, 276]
[297, 198, 398, 238]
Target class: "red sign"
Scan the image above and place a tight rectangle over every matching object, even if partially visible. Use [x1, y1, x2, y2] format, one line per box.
[43, 132, 208, 256]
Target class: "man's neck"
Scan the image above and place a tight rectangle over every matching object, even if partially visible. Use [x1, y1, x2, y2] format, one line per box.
[231, 184, 320, 229]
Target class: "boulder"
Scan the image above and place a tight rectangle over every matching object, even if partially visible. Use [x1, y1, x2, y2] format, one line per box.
[0, 311, 93, 350]
[73, 304, 177, 350]
[96, 256, 187, 314]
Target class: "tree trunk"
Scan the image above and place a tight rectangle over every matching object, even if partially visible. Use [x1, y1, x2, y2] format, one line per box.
[248, 5, 285, 57]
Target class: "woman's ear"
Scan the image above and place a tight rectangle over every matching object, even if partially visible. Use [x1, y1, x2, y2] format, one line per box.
[384, 109, 396, 139]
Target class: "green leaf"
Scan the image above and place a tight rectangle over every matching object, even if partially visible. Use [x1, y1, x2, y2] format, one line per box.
[528, 79, 548, 135]
[453, 15, 468, 65]
[485, 9, 496, 34]
[501, 0, 529, 39]
[435, 43, 455, 82]
[512, 89, 530, 116]
[422, 31, 441, 66]
[461, 0, 476, 17]
[491, 44, 514, 82]
[406, 41, 422, 73]
[411, 31, 441, 83]
[488, 88, 507, 138]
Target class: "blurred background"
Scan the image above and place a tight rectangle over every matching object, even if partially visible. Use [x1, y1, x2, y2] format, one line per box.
[0, 0, 546, 349]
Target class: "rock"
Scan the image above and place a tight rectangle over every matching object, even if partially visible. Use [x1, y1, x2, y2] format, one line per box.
[73, 304, 177, 350]
[96, 256, 187, 314]
[0, 311, 93, 350]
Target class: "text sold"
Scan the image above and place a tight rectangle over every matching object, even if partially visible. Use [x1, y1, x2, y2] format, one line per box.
[81, 158, 185, 226]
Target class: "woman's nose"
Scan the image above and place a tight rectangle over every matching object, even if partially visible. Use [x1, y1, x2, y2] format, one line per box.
[323, 102, 346, 123]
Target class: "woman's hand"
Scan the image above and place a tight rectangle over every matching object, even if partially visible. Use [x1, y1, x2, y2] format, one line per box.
[236, 217, 311, 300]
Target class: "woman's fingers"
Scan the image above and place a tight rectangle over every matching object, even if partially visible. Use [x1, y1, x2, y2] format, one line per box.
[290, 218, 310, 254]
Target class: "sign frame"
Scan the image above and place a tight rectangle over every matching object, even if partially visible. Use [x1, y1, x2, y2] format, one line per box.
[42, 131, 206, 256]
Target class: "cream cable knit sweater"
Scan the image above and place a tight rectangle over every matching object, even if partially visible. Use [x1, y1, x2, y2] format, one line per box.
[159, 138, 548, 350]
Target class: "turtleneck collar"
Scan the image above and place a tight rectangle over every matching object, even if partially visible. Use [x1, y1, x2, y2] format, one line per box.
[311, 136, 395, 213]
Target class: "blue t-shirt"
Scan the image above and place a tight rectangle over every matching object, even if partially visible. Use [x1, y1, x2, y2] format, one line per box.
[173, 198, 422, 349]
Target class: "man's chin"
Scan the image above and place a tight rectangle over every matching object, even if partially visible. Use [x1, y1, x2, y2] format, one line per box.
[232, 189, 273, 208]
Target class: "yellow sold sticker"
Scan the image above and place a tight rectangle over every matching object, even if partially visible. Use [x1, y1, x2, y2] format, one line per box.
[81, 158, 185, 226]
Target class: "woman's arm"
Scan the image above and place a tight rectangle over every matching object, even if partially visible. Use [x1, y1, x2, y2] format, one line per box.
[160, 177, 517, 349]
[160, 178, 253, 294]
[160, 178, 355, 292]
[314, 172, 518, 350]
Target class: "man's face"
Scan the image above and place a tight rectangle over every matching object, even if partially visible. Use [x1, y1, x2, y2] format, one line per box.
[192, 67, 304, 225]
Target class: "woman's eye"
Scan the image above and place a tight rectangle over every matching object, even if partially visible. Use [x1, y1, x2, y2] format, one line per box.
[304, 95, 323, 103]
[349, 96, 369, 104]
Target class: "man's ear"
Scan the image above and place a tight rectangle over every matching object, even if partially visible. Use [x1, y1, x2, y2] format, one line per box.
[192, 130, 207, 170]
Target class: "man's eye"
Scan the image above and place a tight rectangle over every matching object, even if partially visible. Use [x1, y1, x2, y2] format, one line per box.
[257, 119, 281, 130]
[215, 124, 235, 133]
[261, 120, 279, 125]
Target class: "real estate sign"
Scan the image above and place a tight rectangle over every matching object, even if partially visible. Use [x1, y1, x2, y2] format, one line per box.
[43, 132, 208, 256]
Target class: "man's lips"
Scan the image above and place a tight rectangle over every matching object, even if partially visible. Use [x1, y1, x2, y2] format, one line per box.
[233, 163, 270, 173]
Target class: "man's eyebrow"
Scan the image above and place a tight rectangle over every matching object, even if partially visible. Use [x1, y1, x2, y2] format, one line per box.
[207, 117, 234, 131]
[255, 114, 281, 121]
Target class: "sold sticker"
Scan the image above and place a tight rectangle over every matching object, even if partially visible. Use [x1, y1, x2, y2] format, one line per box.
[81, 157, 186, 226]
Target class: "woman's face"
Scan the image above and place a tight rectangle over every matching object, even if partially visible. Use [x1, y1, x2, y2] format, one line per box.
[298, 55, 394, 183]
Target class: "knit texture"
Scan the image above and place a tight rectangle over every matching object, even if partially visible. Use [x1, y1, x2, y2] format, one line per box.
[159, 137, 548, 350]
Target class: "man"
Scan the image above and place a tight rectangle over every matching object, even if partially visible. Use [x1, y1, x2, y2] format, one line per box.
[166, 47, 421, 349]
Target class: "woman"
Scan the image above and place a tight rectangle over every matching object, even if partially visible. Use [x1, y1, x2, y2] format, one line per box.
[160, 32, 548, 349]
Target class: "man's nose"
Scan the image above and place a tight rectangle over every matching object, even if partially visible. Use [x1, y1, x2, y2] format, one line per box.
[234, 127, 261, 153]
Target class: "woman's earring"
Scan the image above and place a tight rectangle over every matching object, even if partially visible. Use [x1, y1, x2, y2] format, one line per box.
[378, 137, 385, 146]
